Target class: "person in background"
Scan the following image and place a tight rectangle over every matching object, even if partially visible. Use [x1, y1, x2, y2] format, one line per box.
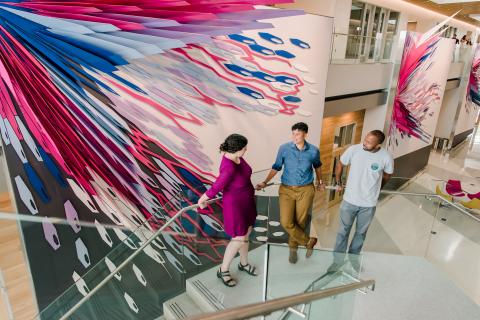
[198, 134, 257, 287]
[460, 35, 467, 45]
[256, 122, 324, 264]
[332, 130, 393, 267]
[452, 34, 459, 45]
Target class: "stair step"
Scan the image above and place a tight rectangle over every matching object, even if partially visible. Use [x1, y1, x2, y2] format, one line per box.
[163, 293, 203, 320]
[185, 245, 265, 313]
[186, 279, 224, 312]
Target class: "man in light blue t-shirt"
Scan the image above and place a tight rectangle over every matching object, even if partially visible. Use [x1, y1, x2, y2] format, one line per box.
[333, 130, 394, 260]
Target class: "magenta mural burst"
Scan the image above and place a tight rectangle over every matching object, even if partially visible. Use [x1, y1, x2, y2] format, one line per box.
[0, 1, 325, 315]
[0, 0, 302, 221]
[468, 45, 480, 109]
[388, 31, 442, 146]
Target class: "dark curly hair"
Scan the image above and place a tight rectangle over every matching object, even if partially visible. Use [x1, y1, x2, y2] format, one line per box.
[219, 134, 248, 153]
[369, 130, 385, 144]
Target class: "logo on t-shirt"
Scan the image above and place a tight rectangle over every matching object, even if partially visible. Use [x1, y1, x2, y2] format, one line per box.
[371, 163, 380, 171]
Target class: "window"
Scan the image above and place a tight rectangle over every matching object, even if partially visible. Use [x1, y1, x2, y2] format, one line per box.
[336, 2, 400, 63]
[333, 123, 356, 149]
[382, 11, 399, 60]
[348, 1, 365, 36]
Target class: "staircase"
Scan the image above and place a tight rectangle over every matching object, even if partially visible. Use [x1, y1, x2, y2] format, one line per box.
[162, 245, 361, 320]
[163, 246, 265, 320]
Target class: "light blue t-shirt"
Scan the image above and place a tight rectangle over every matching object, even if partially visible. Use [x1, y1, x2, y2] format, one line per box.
[341, 144, 394, 207]
[272, 142, 322, 186]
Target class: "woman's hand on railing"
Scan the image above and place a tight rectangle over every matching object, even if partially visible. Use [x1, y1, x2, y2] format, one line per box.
[197, 194, 209, 209]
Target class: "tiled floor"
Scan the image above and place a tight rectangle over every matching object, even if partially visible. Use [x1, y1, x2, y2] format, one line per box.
[311, 129, 480, 306]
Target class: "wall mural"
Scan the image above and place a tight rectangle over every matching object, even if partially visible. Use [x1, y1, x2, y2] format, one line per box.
[468, 45, 480, 108]
[0, 1, 333, 318]
[452, 44, 480, 138]
[387, 26, 455, 158]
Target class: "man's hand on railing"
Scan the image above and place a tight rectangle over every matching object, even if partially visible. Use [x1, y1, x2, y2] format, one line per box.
[315, 180, 325, 192]
[324, 184, 344, 192]
[255, 182, 267, 191]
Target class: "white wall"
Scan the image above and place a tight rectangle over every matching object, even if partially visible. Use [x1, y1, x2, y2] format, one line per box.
[448, 62, 465, 79]
[435, 87, 461, 138]
[362, 104, 388, 139]
[326, 63, 393, 97]
[455, 101, 478, 136]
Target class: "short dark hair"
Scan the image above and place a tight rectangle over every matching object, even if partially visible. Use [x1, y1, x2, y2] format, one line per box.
[219, 134, 248, 153]
[369, 130, 385, 144]
[292, 122, 308, 133]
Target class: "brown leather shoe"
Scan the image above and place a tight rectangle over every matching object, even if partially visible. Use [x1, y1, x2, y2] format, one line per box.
[306, 238, 318, 258]
[289, 248, 298, 264]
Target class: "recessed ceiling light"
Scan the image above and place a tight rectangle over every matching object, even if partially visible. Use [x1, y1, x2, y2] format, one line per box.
[431, 0, 480, 3]
[470, 14, 480, 22]
[430, 0, 480, 4]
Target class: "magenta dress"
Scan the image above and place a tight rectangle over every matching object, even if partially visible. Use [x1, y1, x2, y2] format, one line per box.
[205, 156, 257, 237]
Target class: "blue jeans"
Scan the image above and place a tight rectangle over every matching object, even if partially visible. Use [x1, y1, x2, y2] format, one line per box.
[334, 200, 376, 255]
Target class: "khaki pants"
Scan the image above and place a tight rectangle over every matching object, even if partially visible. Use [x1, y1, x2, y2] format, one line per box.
[279, 184, 315, 248]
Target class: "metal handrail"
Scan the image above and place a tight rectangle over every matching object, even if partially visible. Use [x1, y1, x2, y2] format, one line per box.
[332, 32, 377, 39]
[324, 185, 480, 223]
[379, 190, 480, 223]
[0, 211, 133, 232]
[58, 196, 222, 320]
[185, 280, 375, 320]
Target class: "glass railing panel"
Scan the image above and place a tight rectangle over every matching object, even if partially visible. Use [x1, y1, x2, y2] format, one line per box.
[0, 210, 161, 320]
[365, 191, 441, 256]
[382, 34, 394, 61]
[62, 229, 266, 320]
[35, 215, 170, 319]
[52, 231, 188, 320]
[36, 190, 183, 320]
[381, 176, 436, 194]
[265, 245, 362, 298]
[305, 278, 357, 320]
[179, 233, 265, 315]
[312, 186, 441, 255]
[330, 33, 394, 64]
[426, 198, 480, 304]
[452, 45, 474, 63]
[40, 170, 275, 320]
[330, 33, 362, 63]
[265, 245, 362, 319]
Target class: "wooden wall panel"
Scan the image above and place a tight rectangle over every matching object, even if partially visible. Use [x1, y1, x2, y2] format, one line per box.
[0, 192, 38, 320]
[319, 110, 366, 177]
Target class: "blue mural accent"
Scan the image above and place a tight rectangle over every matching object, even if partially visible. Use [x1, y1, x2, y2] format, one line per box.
[290, 38, 311, 49]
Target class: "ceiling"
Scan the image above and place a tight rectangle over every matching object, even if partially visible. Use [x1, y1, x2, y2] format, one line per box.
[404, 0, 480, 26]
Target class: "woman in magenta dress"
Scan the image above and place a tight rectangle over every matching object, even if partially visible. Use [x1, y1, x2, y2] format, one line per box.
[197, 134, 258, 287]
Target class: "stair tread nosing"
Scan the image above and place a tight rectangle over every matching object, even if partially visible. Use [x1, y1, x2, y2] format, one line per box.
[185, 246, 265, 313]
[163, 293, 203, 320]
